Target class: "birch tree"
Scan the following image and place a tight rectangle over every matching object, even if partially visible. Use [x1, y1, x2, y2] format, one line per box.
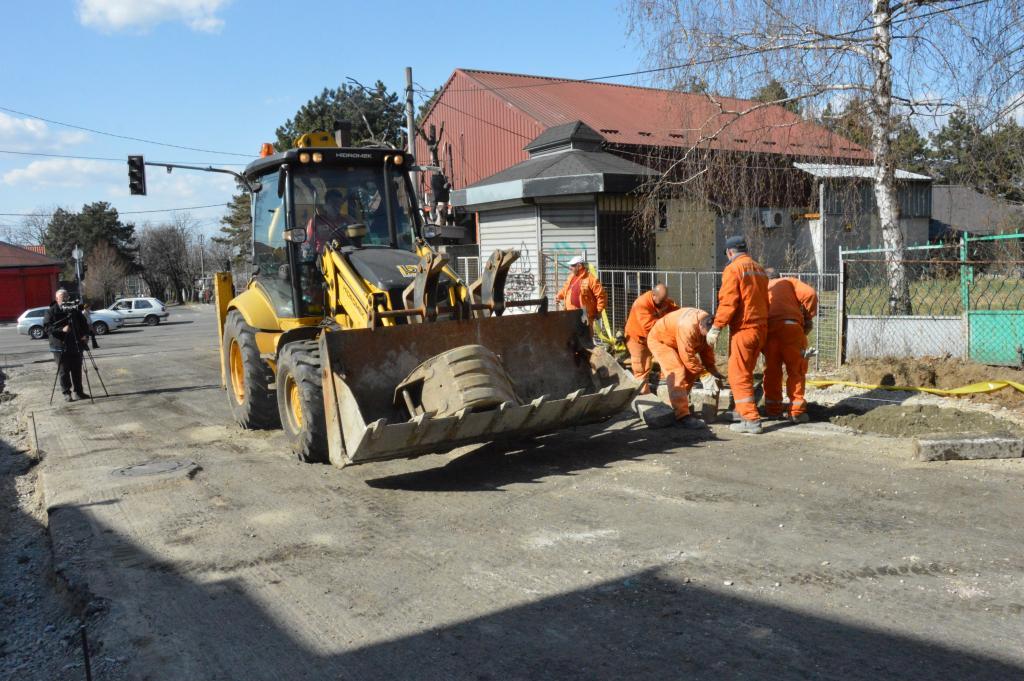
[628, 0, 1024, 313]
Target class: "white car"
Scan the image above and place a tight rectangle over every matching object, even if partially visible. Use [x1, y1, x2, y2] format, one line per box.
[104, 297, 170, 326]
[16, 306, 124, 339]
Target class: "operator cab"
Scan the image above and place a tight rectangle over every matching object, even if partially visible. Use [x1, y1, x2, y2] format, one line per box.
[244, 134, 422, 319]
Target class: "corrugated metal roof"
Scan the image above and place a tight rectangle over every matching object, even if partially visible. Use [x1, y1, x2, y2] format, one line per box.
[451, 69, 871, 159]
[794, 162, 930, 181]
[0, 241, 63, 268]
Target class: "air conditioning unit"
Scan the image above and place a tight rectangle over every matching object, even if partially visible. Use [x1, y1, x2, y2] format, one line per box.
[759, 209, 784, 229]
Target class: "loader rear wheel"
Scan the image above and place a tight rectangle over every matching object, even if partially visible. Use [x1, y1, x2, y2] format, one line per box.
[276, 340, 328, 463]
[223, 310, 279, 429]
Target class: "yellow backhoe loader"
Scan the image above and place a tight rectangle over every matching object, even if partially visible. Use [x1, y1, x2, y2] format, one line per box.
[147, 130, 640, 466]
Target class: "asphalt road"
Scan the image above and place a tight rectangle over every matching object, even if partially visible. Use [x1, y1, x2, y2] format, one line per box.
[2, 306, 1024, 680]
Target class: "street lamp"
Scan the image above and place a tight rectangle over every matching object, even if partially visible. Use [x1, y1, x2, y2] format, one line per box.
[71, 245, 84, 294]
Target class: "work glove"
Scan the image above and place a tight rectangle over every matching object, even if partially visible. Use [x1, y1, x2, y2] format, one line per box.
[706, 327, 721, 346]
[700, 374, 721, 392]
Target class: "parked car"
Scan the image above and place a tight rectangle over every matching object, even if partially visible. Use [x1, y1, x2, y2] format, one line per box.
[16, 306, 124, 339]
[16, 307, 49, 339]
[84, 309, 125, 335]
[104, 297, 169, 326]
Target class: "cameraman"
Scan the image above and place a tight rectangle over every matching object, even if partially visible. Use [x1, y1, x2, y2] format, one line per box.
[44, 289, 90, 402]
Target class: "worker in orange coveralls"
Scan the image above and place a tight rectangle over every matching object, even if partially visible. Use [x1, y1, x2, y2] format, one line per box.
[624, 283, 679, 393]
[647, 307, 724, 429]
[706, 236, 769, 434]
[556, 255, 607, 332]
[763, 268, 818, 423]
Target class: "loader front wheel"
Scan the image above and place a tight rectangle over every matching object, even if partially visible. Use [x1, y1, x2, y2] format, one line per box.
[223, 310, 279, 429]
[276, 340, 328, 463]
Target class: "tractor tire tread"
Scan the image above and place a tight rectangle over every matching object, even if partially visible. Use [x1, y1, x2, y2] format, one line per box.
[277, 340, 328, 464]
[223, 310, 279, 429]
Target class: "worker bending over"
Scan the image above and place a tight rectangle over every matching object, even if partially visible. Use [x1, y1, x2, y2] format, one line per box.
[763, 268, 818, 423]
[556, 255, 607, 332]
[647, 307, 723, 429]
[707, 236, 769, 434]
[624, 283, 679, 393]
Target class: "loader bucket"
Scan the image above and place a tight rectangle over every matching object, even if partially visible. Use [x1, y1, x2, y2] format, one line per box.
[319, 311, 641, 466]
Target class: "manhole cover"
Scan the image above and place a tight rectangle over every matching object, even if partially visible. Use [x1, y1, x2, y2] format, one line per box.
[112, 460, 198, 478]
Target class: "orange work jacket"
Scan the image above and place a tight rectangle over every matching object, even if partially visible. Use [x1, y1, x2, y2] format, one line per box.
[713, 253, 768, 332]
[649, 307, 717, 376]
[556, 270, 607, 321]
[767, 277, 818, 326]
[624, 291, 679, 342]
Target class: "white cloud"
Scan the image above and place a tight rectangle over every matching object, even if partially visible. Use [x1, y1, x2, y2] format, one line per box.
[0, 112, 89, 152]
[2, 159, 120, 187]
[76, 0, 230, 33]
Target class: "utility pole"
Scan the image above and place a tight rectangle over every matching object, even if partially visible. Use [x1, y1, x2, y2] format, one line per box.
[405, 66, 418, 198]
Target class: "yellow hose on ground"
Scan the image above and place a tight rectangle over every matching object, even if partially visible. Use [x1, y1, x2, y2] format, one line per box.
[808, 379, 1024, 396]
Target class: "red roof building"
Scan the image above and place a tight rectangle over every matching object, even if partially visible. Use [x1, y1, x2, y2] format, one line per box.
[0, 241, 63, 321]
[417, 68, 870, 191]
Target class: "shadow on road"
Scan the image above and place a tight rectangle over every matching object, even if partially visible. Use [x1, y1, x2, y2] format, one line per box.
[155, 321, 195, 326]
[20, 470, 1024, 680]
[365, 417, 719, 492]
[105, 384, 220, 399]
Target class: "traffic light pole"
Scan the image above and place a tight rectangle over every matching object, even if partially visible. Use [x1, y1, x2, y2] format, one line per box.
[127, 156, 259, 196]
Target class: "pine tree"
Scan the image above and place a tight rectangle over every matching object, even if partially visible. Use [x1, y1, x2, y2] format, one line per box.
[753, 78, 799, 114]
[42, 202, 136, 278]
[274, 81, 405, 150]
[213, 188, 251, 265]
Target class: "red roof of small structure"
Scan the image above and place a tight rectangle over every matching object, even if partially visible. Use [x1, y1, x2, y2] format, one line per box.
[0, 241, 63, 268]
[427, 69, 870, 160]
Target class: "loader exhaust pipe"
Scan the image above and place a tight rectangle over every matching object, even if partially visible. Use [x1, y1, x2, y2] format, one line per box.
[333, 120, 352, 148]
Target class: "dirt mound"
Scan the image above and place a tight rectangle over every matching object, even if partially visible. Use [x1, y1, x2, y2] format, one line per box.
[831, 404, 1022, 438]
[837, 357, 1024, 410]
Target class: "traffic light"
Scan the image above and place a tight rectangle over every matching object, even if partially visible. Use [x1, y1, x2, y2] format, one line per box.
[128, 155, 147, 195]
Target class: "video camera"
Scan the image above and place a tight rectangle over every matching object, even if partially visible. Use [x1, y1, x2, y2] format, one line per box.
[49, 299, 100, 349]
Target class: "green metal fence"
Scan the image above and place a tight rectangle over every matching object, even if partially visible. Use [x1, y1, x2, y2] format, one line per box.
[962, 233, 1024, 365]
[840, 232, 1024, 366]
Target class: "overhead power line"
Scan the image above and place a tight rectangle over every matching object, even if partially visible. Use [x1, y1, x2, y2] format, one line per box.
[0, 203, 229, 218]
[0, 105, 255, 158]
[422, 0, 993, 95]
[0, 148, 247, 166]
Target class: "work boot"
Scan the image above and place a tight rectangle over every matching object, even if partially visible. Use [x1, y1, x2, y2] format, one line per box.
[64, 393, 74, 403]
[729, 419, 763, 434]
[678, 415, 707, 430]
[789, 412, 810, 424]
[722, 410, 742, 423]
[75, 391, 91, 400]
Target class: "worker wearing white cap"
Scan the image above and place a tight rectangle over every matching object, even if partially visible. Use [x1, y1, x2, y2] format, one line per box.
[556, 255, 606, 331]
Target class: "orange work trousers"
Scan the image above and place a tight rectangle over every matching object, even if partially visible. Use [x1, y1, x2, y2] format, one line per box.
[648, 337, 699, 419]
[626, 337, 653, 394]
[729, 325, 767, 421]
[762, 321, 808, 417]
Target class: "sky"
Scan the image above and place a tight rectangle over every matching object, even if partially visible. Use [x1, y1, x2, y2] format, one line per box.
[0, 0, 646, 240]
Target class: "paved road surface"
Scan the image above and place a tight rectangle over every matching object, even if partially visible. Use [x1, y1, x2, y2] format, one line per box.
[3, 306, 1023, 680]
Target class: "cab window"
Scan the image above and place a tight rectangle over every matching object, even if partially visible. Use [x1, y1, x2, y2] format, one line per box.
[251, 170, 294, 316]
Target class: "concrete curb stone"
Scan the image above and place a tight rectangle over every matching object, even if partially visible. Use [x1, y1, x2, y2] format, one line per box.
[914, 432, 1024, 461]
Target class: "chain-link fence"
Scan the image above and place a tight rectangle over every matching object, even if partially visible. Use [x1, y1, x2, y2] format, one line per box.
[840, 233, 1024, 366]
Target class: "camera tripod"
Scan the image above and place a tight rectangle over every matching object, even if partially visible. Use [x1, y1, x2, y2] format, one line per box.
[47, 308, 109, 406]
